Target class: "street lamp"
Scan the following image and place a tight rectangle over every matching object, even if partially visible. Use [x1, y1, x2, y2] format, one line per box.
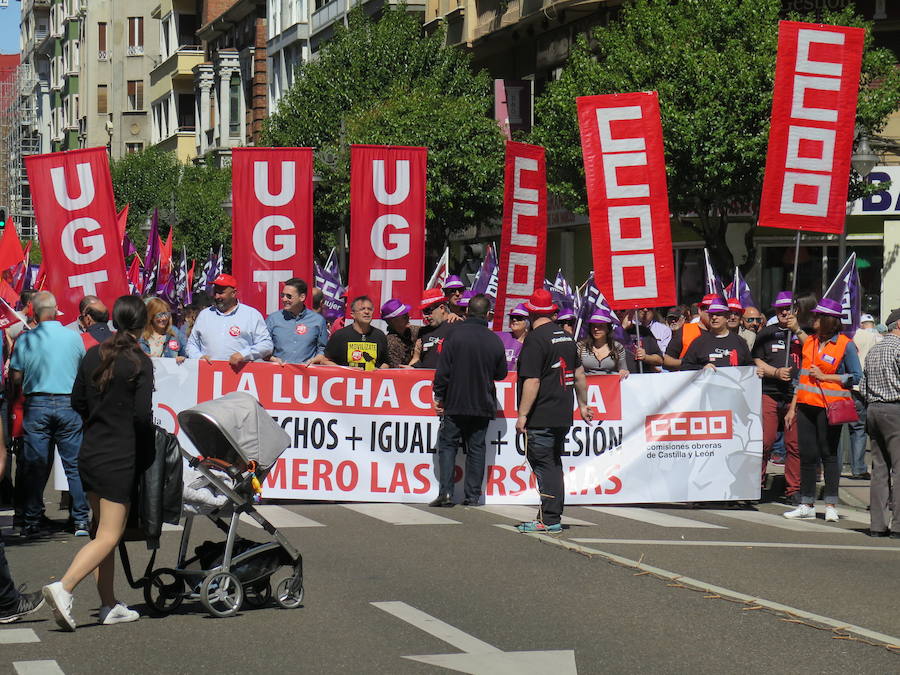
[851, 132, 878, 178]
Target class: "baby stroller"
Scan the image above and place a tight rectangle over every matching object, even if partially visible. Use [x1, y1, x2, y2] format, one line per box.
[140, 391, 304, 618]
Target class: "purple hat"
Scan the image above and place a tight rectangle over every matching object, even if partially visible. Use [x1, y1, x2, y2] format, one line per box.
[509, 303, 529, 318]
[457, 290, 473, 307]
[381, 298, 411, 319]
[813, 298, 843, 317]
[557, 305, 576, 322]
[772, 291, 793, 309]
[588, 308, 616, 324]
[442, 275, 465, 291]
[706, 295, 730, 314]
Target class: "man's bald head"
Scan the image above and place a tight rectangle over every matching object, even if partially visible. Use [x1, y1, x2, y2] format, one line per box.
[84, 298, 109, 326]
[741, 306, 763, 333]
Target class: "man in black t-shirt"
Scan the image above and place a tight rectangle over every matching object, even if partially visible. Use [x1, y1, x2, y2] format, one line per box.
[681, 296, 752, 370]
[752, 294, 803, 501]
[516, 289, 592, 533]
[411, 287, 455, 369]
[316, 296, 389, 370]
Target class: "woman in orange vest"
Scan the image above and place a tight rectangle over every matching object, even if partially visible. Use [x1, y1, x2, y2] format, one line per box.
[784, 298, 862, 523]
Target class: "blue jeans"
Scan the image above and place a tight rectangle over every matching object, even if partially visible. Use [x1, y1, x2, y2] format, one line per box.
[22, 395, 88, 526]
[436, 415, 490, 501]
[846, 391, 868, 475]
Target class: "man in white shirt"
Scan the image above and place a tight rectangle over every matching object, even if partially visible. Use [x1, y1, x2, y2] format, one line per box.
[185, 274, 273, 365]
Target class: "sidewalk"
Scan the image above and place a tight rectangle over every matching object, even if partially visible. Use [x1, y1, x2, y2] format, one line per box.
[765, 462, 871, 510]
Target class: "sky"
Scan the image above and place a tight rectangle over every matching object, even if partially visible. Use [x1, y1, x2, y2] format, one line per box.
[0, 2, 21, 54]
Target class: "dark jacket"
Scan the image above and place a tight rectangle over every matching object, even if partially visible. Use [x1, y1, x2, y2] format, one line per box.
[432, 317, 507, 418]
[126, 426, 183, 549]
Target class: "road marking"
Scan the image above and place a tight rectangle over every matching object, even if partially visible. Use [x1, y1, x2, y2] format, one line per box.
[240, 505, 325, 529]
[0, 628, 40, 644]
[343, 504, 459, 525]
[498, 524, 900, 649]
[477, 505, 595, 527]
[706, 509, 855, 533]
[583, 506, 726, 529]
[571, 539, 900, 552]
[372, 601, 577, 674]
[161, 523, 183, 532]
[14, 661, 65, 675]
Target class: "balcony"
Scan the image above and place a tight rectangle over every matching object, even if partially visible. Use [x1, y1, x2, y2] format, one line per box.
[98, 50, 110, 61]
[127, 45, 145, 57]
[311, 0, 348, 33]
[156, 127, 198, 162]
[150, 46, 205, 101]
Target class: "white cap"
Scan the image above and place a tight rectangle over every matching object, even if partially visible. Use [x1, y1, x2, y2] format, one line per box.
[860, 313, 875, 324]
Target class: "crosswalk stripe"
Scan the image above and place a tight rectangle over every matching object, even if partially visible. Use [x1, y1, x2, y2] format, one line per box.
[583, 507, 726, 529]
[240, 505, 325, 529]
[0, 628, 40, 644]
[571, 539, 900, 551]
[706, 509, 855, 533]
[14, 661, 66, 675]
[342, 504, 459, 525]
[476, 505, 595, 527]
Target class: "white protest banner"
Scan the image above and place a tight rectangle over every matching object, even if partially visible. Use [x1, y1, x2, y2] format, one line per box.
[153, 360, 762, 504]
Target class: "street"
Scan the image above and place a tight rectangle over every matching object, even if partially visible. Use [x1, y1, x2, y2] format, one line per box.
[2, 496, 899, 674]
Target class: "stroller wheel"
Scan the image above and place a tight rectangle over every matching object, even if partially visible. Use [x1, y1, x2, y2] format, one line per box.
[200, 572, 244, 618]
[244, 581, 272, 608]
[275, 576, 304, 609]
[144, 569, 185, 615]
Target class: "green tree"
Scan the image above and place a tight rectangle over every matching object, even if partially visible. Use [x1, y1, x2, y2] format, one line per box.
[110, 148, 182, 248]
[174, 163, 232, 264]
[261, 7, 505, 254]
[531, 0, 900, 276]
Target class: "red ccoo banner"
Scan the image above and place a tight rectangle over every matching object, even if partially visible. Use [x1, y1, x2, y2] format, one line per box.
[348, 145, 427, 319]
[493, 141, 548, 331]
[24, 147, 128, 318]
[758, 21, 864, 234]
[578, 92, 675, 311]
[232, 147, 314, 315]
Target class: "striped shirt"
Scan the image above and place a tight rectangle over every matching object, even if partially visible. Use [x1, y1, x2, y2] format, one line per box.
[861, 334, 900, 404]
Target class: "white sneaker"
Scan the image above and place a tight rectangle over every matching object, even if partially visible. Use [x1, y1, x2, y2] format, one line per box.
[784, 504, 816, 519]
[825, 505, 839, 522]
[99, 603, 140, 625]
[42, 581, 75, 631]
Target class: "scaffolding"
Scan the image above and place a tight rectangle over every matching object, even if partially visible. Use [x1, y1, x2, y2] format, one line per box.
[1, 62, 40, 239]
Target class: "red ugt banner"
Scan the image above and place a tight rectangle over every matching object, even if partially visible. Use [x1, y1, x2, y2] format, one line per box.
[24, 147, 128, 319]
[578, 92, 675, 311]
[493, 141, 547, 331]
[232, 147, 314, 315]
[349, 145, 427, 319]
[758, 21, 864, 234]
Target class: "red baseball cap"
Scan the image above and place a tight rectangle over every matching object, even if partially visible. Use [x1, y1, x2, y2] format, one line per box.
[700, 293, 718, 309]
[524, 289, 557, 314]
[420, 287, 446, 311]
[727, 297, 744, 314]
[212, 273, 238, 288]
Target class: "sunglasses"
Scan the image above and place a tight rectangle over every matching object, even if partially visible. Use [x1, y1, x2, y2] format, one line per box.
[557, 320, 574, 327]
[154, 312, 171, 320]
[744, 317, 763, 323]
[665, 315, 681, 322]
[509, 315, 525, 322]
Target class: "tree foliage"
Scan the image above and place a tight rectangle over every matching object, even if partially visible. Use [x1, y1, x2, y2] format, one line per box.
[110, 148, 181, 247]
[174, 163, 232, 263]
[531, 0, 900, 275]
[261, 7, 505, 253]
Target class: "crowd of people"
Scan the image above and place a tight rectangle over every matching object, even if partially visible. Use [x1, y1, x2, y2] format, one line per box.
[0, 270, 898, 625]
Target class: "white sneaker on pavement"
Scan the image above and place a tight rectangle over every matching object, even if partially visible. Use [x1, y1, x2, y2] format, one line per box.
[42, 581, 75, 631]
[784, 504, 816, 519]
[825, 505, 839, 522]
[99, 603, 140, 625]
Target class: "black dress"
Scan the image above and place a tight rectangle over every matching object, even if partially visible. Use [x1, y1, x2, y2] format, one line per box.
[72, 344, 155, 504]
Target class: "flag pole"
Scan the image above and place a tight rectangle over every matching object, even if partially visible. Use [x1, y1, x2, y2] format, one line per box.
[634, 312, 643, 374]
[785, 231, 801, 368]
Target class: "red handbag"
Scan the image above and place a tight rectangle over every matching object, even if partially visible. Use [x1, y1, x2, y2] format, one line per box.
[818, 384, 858, 425]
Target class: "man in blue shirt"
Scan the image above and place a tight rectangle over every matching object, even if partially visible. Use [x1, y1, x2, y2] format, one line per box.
[9, 291, 89, 538]
[185, 274, 273, 364]
[266, 278, 327, 364]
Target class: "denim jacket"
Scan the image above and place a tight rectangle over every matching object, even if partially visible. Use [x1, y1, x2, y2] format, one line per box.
[139, 327, 188, 358]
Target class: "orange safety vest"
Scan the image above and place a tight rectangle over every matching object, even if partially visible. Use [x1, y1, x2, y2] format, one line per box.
[679, 322, 703, 359]
[795, 334, 852, 408]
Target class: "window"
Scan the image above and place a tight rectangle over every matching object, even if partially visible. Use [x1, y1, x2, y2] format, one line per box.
[97, 85, 107, 114]
[128, 17, 144, 55]
[229, 74, 241, 137]
[126, 143, 143, 154]
[98, 22, 108, 60]
[127, 80, 144, 111]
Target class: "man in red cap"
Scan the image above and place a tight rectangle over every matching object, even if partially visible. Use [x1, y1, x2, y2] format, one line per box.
[680, 296, 752, 370]
[410, 288, 454, 369]
[664, 294, 714, 370]
[185, 273, 273, 365]
[515, 289, 592, 533]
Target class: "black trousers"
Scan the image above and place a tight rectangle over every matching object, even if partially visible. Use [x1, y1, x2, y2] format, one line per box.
[796, 403, 842, 504]
[525, 427, 568, 526]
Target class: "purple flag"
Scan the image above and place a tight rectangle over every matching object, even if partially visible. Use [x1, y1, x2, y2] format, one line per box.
[574, 274, 618, 341]
[122, 232, 137, 261]
[193, 248, 214, 295]
[703, 249, 726, 297]
[726, 267, 757, 310]
[469, 242, 498, 301]
[822, 253, 861, 337]
[544, 268, 575, 311]
[314, 257, 346, 323]
[323, 247, 343, 286]
[141, 210, 160, 297]
[205, 245, 223, 292]
[175, 246, 191, 308]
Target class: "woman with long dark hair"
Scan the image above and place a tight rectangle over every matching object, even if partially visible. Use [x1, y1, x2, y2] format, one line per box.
[578, 309, 628, 377]
[43, 296, 154, 630]
[784, 298, 862, 523]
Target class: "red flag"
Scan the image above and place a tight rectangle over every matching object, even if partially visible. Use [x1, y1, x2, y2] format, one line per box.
[0, 279, 19, 306]
[12, 240, 32, 294]
[577, 91, 676, 311]
[348, 145, 427, 319]
[187, 259, 196, 294]
[116, 203, 129, 242]
[24, 147, 129, 318]
[232, 147, 314, 315]
[127, 255, 143, 294]
[0, 220, 25, 272]
[758, 21, 865, 234]
[493, 141, 548, 331]
[33, 262, 45, 290]
[158, 228, 173, 286]
[0, 297, 24, 330]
